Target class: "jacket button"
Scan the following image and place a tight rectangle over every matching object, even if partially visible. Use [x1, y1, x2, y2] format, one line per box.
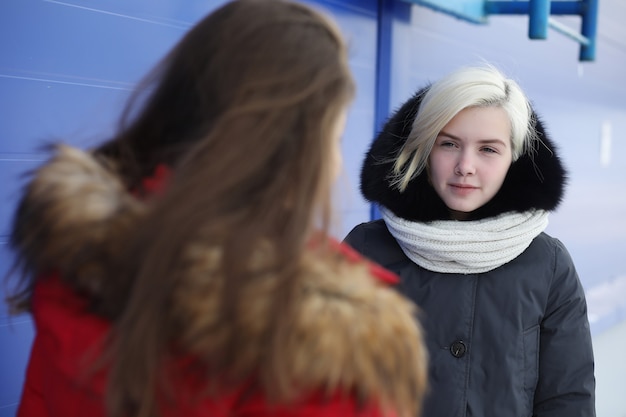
[450, 340, 467, 358]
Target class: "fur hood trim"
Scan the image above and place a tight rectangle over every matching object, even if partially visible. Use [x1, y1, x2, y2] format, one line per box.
[361, 86, 567, 221]
[10, 145, 144, 313]
[177, 243, 427, 416]
[10, 145, 427, 417]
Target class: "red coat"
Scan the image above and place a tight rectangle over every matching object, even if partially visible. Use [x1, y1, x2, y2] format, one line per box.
[13, 149, 426, 417]
[17, 246, 401, 417]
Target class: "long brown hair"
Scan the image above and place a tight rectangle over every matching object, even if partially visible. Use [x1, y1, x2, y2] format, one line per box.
[106, 1, 354, 416]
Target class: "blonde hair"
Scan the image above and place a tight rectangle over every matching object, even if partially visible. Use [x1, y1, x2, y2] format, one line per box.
[392, 65, 536, 191]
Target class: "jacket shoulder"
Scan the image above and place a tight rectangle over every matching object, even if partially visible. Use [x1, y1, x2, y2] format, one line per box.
[525, 232, 576, 271]
[333, 240, 398, 285]
[10, 145, 145, 317]
[343, 220, 406, 268]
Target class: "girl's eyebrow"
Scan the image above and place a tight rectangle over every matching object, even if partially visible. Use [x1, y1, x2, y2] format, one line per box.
[438, 131, 508, 146]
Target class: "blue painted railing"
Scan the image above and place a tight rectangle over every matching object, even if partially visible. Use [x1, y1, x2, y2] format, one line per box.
[401, 0, 598, 61]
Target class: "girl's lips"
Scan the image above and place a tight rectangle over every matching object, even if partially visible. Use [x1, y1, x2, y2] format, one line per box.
[450, 183, 478, 189]
[449, 183, 478, 195]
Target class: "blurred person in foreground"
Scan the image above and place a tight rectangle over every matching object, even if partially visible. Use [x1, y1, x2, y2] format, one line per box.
[5, 1, 428, 416]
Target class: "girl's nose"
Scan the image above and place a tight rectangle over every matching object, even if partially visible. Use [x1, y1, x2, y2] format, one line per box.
[454, 152, 476, 176]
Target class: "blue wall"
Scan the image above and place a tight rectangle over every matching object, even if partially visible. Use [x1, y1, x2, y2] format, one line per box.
[1, 0, 625, 416]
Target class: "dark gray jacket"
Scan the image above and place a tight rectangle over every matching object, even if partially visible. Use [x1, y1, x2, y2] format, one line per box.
[345, 85, 595, 416]
[345, 221, 595, 417]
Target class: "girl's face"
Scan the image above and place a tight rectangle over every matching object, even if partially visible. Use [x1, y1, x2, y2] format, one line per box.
[428, 106, 513, 220]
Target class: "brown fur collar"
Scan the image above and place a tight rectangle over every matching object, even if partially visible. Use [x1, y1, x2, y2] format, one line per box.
[177, 242, 427, 416]
[10, 145, 145, 316]
[10, 145, 427, 417]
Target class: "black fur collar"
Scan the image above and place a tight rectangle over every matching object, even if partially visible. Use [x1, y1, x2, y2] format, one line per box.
[360, 87, 567, 222]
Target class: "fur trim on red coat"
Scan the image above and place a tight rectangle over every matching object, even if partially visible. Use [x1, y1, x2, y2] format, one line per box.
[9, 145, 427, 417]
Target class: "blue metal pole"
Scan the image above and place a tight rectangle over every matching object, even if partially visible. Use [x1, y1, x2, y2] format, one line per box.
[549, 18, 590, 45]
[371, 0, 395, 221]
[484, 1, 529, 14]
[579, 0, 598, 61]
[484, 0, 597, 62]
[550, 1, 585, 14]
[485, 1, 584, 15]
[529, 0, 550, 39]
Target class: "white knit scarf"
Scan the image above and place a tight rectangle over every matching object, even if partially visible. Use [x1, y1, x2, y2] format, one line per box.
[381, 207, 549, 274]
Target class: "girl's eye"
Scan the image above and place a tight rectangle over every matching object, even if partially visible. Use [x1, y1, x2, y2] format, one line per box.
[440, 141, 456, 148]
[481, 147, 498, 154]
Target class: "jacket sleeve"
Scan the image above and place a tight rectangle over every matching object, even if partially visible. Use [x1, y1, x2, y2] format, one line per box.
[533, 239, 596, 417]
